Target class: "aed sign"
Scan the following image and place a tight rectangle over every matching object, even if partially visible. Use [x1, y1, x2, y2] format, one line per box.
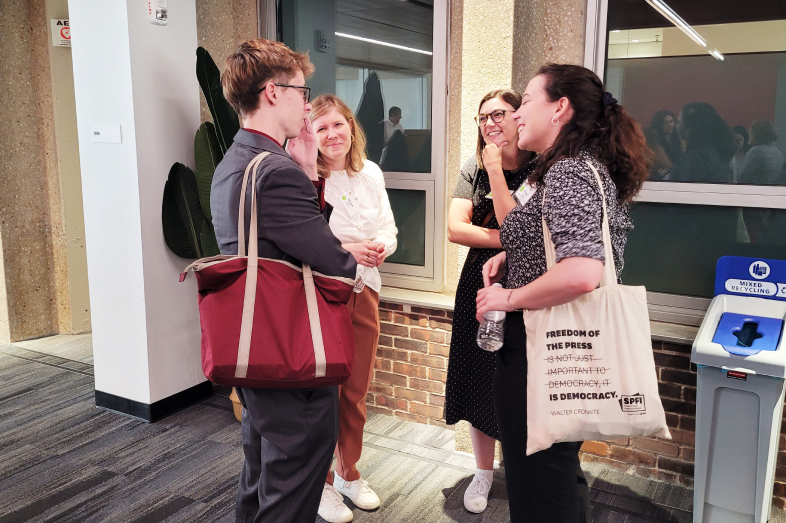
[51, 20, 70, 47]
[715, 256, 786, 302]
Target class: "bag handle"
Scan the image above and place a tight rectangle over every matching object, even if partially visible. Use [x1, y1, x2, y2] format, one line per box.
[540, 160, 617, 287]
[234, 152, 327, 379]
[237, 152, 269, 257]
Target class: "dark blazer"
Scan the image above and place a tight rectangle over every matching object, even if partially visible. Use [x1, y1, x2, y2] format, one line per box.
[211, 129, 356, 279]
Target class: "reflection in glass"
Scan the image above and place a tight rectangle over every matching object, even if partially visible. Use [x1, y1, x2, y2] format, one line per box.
[606, 1, 786, 185]
[281, 0, 433, 173]
[386, 189, 426, 266]
[623, 203, 786, 298]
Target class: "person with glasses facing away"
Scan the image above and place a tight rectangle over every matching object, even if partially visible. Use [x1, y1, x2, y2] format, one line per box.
[307, 94, 397, 523]
[476, 64, 649, 523]
[445, 89, 534, 514]
[211, 39, 356, 523]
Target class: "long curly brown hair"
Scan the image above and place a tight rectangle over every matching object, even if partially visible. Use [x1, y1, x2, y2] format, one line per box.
[530, 64, 650, 202]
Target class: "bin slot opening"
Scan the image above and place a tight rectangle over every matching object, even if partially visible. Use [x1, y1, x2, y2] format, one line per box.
[711, 312, 783, 356]
[733, 322, 764, 348]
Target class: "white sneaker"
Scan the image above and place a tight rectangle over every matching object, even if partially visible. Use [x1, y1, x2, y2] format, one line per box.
[463, 470, 493, 513]
[318, 483, 353, 523]
[334, 472, 381, 510]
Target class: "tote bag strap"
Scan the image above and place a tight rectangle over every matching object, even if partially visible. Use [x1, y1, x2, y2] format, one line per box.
[540, 160, 617, 287]
[234, 151, 327, 379]
[237, 152, 270, 257]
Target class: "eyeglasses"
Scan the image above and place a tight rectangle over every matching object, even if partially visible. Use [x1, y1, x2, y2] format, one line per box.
[256, 83, 311, 103]
[475, 109, 508, 127]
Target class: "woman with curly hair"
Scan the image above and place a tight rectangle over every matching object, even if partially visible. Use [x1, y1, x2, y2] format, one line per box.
[477, 64, 650, 522]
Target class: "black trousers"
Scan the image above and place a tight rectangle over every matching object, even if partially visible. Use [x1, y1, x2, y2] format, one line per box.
[493, 312, 592, 523]
[235, 386, 339, 523]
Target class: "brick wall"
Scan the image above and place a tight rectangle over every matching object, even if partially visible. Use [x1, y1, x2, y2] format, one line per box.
[579, 341, 698, 488]
[367, 301, 452, 426]
[368, 301, 786, 507]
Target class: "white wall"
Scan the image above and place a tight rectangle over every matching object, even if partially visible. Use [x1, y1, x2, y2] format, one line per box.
[70, 0, 203, 404]
[127, 1, 204, 403]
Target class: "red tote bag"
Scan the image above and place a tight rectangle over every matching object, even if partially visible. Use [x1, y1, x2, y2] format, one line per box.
[181, 152, 355, 388]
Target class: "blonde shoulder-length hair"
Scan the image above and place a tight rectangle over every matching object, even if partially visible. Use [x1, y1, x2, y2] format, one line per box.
[309, 94, 368, 178]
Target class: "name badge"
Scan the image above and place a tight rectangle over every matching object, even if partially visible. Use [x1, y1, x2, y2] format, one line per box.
[339, 191, 361, 218]
[514, 183, 537, 206]
[485, 189, 515, 200]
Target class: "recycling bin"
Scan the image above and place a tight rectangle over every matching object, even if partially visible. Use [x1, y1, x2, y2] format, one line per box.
[692, 256, 786, 523]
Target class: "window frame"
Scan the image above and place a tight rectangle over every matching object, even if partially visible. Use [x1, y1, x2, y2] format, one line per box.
[584, 0, 786, 324]
[378, 0, 448, 291]
[381, 178, 435, 279]
[263, 0, 448, 292]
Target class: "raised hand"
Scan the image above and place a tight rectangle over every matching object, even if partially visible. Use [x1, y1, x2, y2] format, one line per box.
[481, 141, 507, 175]
[286, 117, 319, 178]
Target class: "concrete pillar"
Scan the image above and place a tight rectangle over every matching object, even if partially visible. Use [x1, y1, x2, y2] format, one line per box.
[195, 0, 257, 123]
[69, 0, 208, 419]
[0, 0, 70, 342]
[46, 0, 92, 335]
[512, 0, 587, 90]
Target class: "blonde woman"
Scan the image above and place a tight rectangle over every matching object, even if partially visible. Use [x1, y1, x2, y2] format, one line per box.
[310, 94, 398, 523]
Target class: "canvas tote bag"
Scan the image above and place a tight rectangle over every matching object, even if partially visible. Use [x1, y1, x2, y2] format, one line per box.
[523, 161, 670, 455]
[180, 152, 356, 389]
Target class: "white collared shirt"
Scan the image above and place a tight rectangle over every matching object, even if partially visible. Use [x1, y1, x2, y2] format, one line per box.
[325, 160, 398, 293]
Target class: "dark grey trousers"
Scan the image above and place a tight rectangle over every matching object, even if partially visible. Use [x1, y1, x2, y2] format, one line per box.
[236, 386, 339, 523]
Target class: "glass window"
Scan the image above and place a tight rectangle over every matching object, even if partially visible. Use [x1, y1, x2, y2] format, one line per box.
[602, 0, 786, 302]
[623, 203, 786, 298]
[277, 0, 446, 288]
[606, 2, 786, 186]
[386, 189, 427, 266]
[280, 0, 433, 173]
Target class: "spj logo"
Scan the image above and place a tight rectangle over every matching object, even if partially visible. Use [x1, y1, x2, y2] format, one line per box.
[750, 260, 770, 280]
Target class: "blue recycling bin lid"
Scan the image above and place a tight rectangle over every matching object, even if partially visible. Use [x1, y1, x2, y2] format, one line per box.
[711, 312, 784, 356]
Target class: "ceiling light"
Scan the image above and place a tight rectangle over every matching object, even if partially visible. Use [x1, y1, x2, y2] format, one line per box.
[645, 0, 707, 48]
[611, 30, 621, 33]
[335, 32, 433, 56]
[709, 48, 725, 61]
[631, 39, 640, 42]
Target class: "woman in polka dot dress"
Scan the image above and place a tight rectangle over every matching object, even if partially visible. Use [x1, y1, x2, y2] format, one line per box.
[444, 89, 534, 514]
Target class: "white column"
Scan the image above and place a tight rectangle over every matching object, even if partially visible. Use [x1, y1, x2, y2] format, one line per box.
[70, 0, 204, 413]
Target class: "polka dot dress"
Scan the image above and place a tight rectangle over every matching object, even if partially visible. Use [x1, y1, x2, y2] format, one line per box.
[444, 156, 535, 440]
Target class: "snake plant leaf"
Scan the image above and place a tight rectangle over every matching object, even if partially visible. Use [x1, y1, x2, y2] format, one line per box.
[194, 122, 222, 222]
[200, 218, 221, 258]
[196, 47, 240, 154]
[162, 163, 204, 259]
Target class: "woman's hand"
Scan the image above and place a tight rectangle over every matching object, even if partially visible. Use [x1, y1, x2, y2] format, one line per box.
[476, 285, 512, 322]
[286, 117, 319, 179]
[482, 252, 507, 287]
[343, 242, 381, 267]
[481, 141, 507, 176]
[367, 240, 387, 266]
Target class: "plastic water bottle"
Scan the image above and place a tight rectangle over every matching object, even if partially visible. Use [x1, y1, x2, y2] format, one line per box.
[477, 283, 506, 352]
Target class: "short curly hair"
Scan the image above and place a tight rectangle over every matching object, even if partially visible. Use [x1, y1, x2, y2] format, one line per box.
[222, 39, 314, 118]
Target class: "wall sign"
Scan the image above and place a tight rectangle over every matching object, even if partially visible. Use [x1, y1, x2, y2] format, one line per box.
[51, 19, 70, 47]
[91, 125, 122, 144]
[715, 256, 786, 302]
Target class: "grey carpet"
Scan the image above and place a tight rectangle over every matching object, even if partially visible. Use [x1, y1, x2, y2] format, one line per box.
[4, 338, 773, 522]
